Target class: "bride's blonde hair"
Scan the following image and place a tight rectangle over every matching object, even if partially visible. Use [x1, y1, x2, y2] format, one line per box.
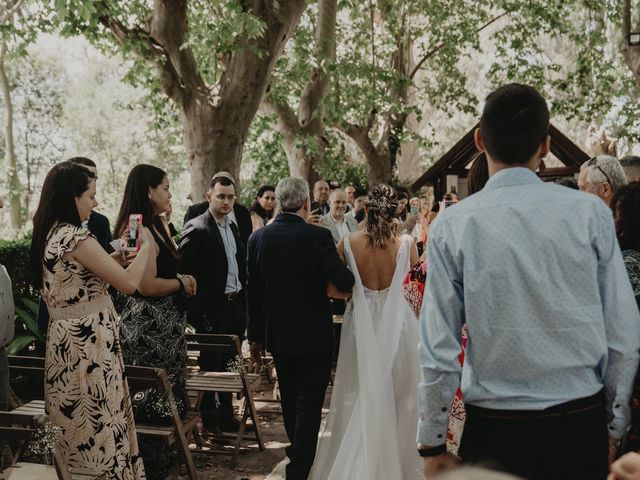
[364, 184, 399, 248]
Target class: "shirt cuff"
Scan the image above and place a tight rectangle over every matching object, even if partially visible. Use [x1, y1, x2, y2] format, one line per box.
[416, 417, 448, 446]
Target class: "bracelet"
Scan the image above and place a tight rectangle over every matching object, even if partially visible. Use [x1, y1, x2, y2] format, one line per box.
[417, 444, 447, 457]
[176, 276, 185, 293]
[608, 437, 621, 449]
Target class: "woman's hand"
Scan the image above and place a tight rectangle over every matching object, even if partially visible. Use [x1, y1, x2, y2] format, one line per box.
[180, 274, 197, 297]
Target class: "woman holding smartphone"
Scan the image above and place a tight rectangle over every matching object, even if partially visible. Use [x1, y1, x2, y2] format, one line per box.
[113, 164, 196, 478]
[31, 161, 153, 479]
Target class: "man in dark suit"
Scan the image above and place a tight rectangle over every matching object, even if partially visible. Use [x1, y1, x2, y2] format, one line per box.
[247, 177, 355, 480]
[183, 171, 252, 248]
[179, 175, 247, 432]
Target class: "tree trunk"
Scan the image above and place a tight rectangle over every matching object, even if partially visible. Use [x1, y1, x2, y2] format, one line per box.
[103, 0, 307, 202]
[185, 0, 307, 201]
[262, 0, 336, 183]
[0, 42, 22, 229]
[344, 123, 391, 187]
[622, 0, 640, 86]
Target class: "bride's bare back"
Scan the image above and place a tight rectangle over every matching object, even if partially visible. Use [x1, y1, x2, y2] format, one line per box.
[338, 231, 418, 291]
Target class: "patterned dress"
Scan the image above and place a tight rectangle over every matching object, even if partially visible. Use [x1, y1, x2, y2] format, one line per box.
[621, 249, 640, 452]
[42, 223, 145, 479]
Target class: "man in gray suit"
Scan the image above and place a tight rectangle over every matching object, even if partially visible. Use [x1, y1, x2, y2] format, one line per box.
[320, 189, 358, 245]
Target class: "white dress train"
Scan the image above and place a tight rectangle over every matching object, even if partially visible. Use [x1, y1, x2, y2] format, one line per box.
[309, 234, 421, 480]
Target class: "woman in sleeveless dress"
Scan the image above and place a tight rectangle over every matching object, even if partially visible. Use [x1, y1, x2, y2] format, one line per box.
[30, 161, 154, 479]
[113, 165, 196, 478]
[310, 185, 420, 480]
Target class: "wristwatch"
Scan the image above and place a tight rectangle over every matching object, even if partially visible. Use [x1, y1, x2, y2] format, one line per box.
[417, 443, 447, 457]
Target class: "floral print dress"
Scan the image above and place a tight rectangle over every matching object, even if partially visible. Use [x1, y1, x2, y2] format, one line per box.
[42, 223, 145, 479]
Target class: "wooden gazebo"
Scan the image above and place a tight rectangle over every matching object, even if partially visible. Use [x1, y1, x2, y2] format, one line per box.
[411, 123, 589, 199]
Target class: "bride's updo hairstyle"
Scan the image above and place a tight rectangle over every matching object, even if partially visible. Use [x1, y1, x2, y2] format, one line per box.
[364, 184, 399, 248]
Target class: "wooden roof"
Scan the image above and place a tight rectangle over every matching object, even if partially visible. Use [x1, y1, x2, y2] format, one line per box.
[411, 123, 589, 191]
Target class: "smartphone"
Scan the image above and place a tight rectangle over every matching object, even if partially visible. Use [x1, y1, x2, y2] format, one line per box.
[410, 206, 419, 216]
[444, 201, 455, 208]
[126, 214, 143, 252]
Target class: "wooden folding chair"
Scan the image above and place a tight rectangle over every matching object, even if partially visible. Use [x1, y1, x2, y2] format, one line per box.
[186, 333, 264, 464]
[124, 365, 200, 480]
[0, 411, 105, 480]
[8, 356, 200, 480]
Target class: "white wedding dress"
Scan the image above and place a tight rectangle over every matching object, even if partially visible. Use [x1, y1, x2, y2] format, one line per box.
[309, 234, 421, 480]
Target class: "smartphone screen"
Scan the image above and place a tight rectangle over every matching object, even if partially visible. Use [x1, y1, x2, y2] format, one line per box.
[127, 214, 143, 252]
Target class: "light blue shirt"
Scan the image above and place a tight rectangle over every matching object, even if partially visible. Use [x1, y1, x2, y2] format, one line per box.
[418, 167, 640, 445]
[215, 215, 241, 294]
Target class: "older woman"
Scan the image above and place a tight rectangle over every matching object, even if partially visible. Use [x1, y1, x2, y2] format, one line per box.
[30, 161, 153, 479]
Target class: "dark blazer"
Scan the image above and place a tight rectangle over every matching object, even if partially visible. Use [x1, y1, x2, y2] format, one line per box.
[246, 213, 355, 355]
[88, 211, 113, 252]
[184, 201, 252, 248]
[178, 209, 246, 331]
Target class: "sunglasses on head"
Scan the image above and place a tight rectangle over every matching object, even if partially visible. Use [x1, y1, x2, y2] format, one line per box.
[587, 157, 612, 186]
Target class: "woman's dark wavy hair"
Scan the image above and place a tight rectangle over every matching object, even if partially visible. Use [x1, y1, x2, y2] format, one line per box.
[250, 185, 276, 221]
[364, 184, 399, 248]
[113, 164, 177, 257]
[30, 161, 96, 290]
[611, 181, 640, 252]
[467, 152, 489, 196]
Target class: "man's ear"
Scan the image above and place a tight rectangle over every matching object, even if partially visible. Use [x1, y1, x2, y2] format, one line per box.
[474, 128, 485, 152]
[540, 134, 551, 158]
[205, 191, 212, 204]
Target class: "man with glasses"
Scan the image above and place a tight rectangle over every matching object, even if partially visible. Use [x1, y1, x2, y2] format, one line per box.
[179, 175, 247, 433]
[578, 155, 628, 206]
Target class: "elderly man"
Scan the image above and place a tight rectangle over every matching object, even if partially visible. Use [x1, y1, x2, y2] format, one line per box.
[247, 177, 354, 480]
[311, 180, 330, 215]
[321, 189, 358, 245]
[578, 155, 627, 206]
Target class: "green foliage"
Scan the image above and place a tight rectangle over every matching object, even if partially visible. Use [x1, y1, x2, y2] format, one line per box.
[8, 296, 44, 355]
[240, 115, 289, 205]
[0, 236, 35, 300]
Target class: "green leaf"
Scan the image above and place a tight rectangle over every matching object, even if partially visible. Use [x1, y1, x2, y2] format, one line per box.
[7, 335, 36, 355]
[15, 307, 44, 342]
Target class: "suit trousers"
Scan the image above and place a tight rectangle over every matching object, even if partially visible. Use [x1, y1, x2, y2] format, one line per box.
[458, 390, 608, 480]
[198, 293, 246, 428]
[273, 353, 333, 480]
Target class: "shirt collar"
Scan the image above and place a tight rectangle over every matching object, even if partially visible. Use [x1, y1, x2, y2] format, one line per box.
[215, 214, 230, 228]
[483, 167, 542, 191]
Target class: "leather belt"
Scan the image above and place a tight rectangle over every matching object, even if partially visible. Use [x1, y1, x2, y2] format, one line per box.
[224, 291, 241, 301]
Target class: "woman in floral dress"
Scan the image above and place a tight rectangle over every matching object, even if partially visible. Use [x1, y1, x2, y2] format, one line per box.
[30, 161, 153, 479]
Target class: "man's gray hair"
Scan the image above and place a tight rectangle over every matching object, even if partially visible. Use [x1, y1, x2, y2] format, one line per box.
[581, 155, 628, 192]
[276, 177, 310, 212]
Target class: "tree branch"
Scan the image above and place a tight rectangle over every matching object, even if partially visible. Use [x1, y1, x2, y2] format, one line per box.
[261, 98, 301, 135]
[98, 15, 185, 103]
[409, 11, 510, 80]
[149, 0, 208, 101]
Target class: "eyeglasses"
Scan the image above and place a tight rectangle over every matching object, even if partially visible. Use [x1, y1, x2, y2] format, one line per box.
[587, 157, 612, 186]
[214, 194, 237, 201]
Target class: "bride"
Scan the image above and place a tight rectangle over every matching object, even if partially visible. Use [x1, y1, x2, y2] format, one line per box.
[310, 184, 420, 480]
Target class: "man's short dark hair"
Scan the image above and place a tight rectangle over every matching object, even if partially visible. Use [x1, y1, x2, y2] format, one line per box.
[620, 156, 640, 167]
[68, 157, 97, 168]
[479, 83, 549, 165]
[209, 176, 234, 189]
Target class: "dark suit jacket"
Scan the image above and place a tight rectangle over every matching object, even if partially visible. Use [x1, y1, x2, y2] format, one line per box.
[184, 201, 252, 248]
[178, 209, 246, 331]
[88, 211, 113, 252]
[246, 213, 355, 355]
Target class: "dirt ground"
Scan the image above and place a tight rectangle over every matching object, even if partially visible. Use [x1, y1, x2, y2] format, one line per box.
[190, 382, 333, 480]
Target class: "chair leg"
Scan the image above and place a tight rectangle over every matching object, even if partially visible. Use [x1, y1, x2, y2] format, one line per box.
[245, 387, 265, 451]
[232, 399, 249, 466]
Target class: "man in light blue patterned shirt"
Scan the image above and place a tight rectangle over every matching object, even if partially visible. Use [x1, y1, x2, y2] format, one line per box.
[418, 84, 640, 480]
